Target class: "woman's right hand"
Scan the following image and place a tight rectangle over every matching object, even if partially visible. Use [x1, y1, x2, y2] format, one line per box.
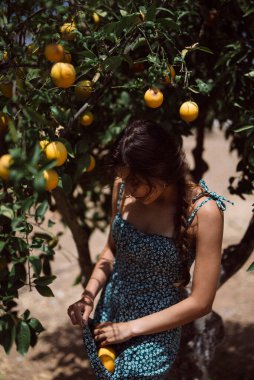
[67, 296, 94, 328]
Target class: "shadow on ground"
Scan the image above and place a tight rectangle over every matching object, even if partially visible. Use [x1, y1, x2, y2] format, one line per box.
[208, 321, 254, 380]
[29, 325, 96, 380]
[25, 321, 254, 380]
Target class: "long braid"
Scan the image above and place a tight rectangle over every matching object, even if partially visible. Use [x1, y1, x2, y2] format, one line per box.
[173, 165, 193, 289]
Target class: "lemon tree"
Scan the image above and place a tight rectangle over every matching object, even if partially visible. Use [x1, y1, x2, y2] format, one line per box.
[0, 2, 253, 377]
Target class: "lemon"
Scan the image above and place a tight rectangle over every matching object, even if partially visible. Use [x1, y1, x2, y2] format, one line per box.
[62, 52, 72, 63]
[0, 112, 10, 134]
[92, 12, 100, 24]
[3, 51, 8, 62]
[163, 65, 176, 84]
[43, 169, 59, 191]
[144, 88, 164, 108]
[80, 111, 94, 126]
[50, 62, 76, 88]
[0, 154, 14, 181]
[99, 355, 115, 373]
[87, 155, 95, 172]
[44, 44, 64, 62]
[74, 80, 94, 100]
[39, 140, 49, 150]
[98, 346, 116, 373]
[44, 141, 68, 167]
[179, 101, 199, 122]
[98, 346, 116, 360]
[60, 22, 77, 41]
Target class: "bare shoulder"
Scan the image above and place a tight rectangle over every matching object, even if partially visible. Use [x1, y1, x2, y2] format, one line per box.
[186, 180, 224, 238]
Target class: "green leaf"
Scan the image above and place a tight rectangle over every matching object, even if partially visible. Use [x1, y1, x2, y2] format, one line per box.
[20, 309, 30, 320]
[244, 71, 254, 78]
[246, 261, 254, 271]
[7, 118, 18, 143]
[26, 68, 41, 81]
[28, 256, 42, 277]
[16, 320, 31, 356]
[27, 318, 45, 333]
[23, 108, 47, 126]
[145, 3, 157, 21]
[21, 196, 36, 213]
[195, 46, 214, 54]
[34, 275, 56, 286]
[35, 200, 49, 223]
[0, 320, 16, 354]
[0, 205, 14, 219]
[0, 240, 7, 252]
[48, 219, 56, 227]
[60, 173, 73, 195]
[101, 56, 123, 71]
[119, 9, 128, 17]
[35, 285, 54, 297]
[243, 7, 254, 17]
[157, 18, 179, 31]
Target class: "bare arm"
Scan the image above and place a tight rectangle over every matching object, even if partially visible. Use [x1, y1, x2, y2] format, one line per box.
[81, 177, 122, 301]
[128, 199, 224, 337]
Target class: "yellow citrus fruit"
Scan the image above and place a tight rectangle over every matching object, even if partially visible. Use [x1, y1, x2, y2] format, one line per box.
[179, 101, 199, 122]
[60, 22, 77, 41]
[74, 80, 94, 100]
[3, 51, 8, 62]
[98, 347, 116, 361]
[44, 141, 68, 167]
[0, 112, 10, 134]
[43, 169, 59, 191]
[163, 65, 176, 84]
[0, 82, 13, 98]
[80, 111, 94, 126]
[87, 155, 95, 172]
[39, 140, 49, 150]
[62, 52, 72, 63]
[50, 62, 76, 88]
[92, 12, 100, 24]
[0, 154, 14, 181]
[99, 355, 115, 373]
[144, 88, 164, 108]
[44, 44, 64, 62]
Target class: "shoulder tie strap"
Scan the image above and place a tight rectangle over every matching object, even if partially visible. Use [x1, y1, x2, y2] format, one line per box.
[117, 181, 125, 212]
[187, 178, 235, 225]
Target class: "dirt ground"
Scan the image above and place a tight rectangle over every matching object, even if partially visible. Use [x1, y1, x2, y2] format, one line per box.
[0, 126, 254, 380]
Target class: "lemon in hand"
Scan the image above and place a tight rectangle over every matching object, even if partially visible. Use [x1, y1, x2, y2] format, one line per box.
[98, 346, 116, 373]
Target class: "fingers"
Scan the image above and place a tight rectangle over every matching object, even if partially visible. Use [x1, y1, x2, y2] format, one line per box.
[67, 302, 84, 326]
[68, 307, 78, 325]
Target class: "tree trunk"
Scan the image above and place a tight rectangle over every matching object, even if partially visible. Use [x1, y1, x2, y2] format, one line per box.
[52, 187, 95, 288]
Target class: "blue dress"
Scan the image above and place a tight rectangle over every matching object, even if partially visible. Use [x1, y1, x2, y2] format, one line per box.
[82, 179, 234, 379]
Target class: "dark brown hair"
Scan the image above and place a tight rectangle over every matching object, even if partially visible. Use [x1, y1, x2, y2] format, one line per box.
[106, 119, 195, 288]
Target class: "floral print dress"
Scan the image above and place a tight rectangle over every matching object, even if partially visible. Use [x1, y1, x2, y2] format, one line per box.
[82, 179, 234, 379]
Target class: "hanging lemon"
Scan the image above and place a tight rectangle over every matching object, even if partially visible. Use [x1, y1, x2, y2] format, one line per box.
[79, 111, 94, 126]
[44, 141, 68, 167]
[179, 101, 199, 122]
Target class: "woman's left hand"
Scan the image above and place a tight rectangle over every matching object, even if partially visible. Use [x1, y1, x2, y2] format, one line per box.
[93, 321, 133, 346]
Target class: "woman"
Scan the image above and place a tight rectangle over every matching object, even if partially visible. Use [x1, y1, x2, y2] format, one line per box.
[67, 119, 234, 379]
